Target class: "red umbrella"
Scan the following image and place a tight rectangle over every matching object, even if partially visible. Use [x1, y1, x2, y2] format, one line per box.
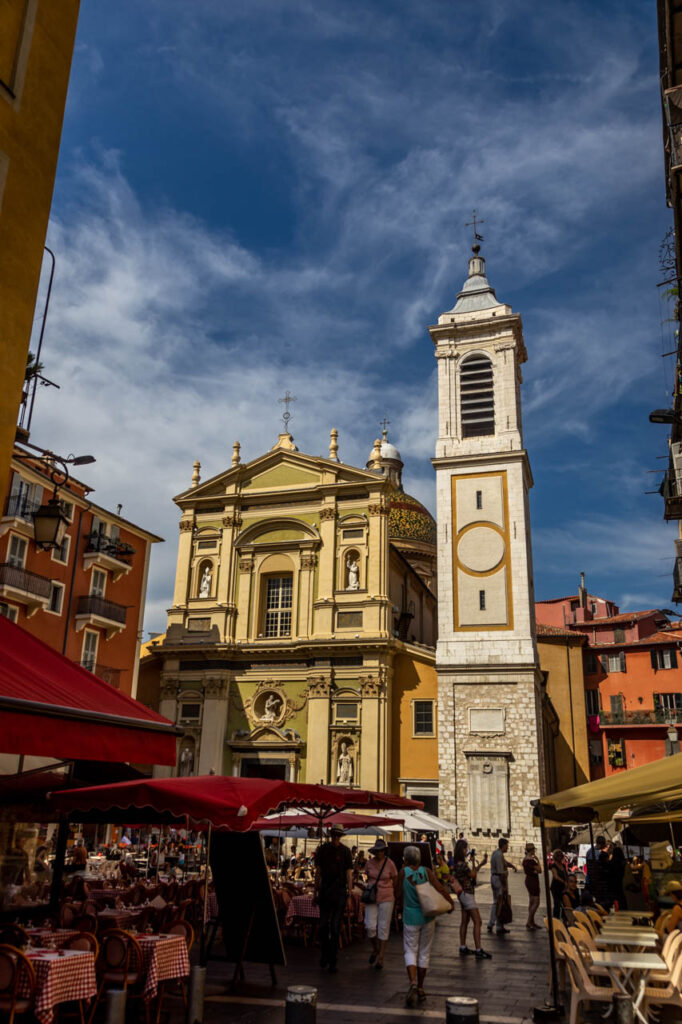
[48, 775, 422, 832]
[250, 810, 403, 831]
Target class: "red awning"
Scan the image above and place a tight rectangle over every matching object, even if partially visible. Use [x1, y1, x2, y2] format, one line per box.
[49, 775, 423, 831]
[251, 811, 403, 830]
[0, 616, 178, 766]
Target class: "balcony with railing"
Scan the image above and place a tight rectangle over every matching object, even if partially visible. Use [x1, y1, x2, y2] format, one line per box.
[660, 471, 682, 521]
[1, 494, 42, 538]
[83, 532, 136, 580]
[75, 594, 127, 638]
[674, 556, 682, 605]
[0, 563, 51, 615]
[599, 708, 682, 727]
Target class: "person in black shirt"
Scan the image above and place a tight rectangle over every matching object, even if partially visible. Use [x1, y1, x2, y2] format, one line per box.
[314, 824, 353, 973]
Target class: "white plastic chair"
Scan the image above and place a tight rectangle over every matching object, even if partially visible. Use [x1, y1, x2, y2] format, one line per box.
[558, 941, 616, 1024]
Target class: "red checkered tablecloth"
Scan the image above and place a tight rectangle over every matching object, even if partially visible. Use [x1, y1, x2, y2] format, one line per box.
[137, 934, 189, 1001]
[26, 949, 97, 1024]
[207, 891, 218, 919]
[97, 908, 143, 929]
[285, 895, 319, 925]
[27, 928, 80, 949]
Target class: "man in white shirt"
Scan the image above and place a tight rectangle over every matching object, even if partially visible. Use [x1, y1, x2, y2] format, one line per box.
[487, 837, 517, 934]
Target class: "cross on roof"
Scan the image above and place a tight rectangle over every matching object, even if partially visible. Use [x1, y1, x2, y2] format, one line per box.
[278, 390, 297, 431]
[465, 209, 485, 242]
[380, 415, 390, 439]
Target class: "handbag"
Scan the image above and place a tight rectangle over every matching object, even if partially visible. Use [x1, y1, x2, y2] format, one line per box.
[496, 891, 513, 924]
[361, 856, 388, 905]
[412, 868, 451, 917]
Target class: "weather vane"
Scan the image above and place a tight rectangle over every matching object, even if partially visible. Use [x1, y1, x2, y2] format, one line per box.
[278, 390, 297, 431]
[380, 415, 390, 439]
[465, 209, 485, 243]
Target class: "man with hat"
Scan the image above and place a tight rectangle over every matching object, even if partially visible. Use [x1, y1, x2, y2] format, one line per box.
[314, 824, 354, 973]
[363, 838, 398, 969]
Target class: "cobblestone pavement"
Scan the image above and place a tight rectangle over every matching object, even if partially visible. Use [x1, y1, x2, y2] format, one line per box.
[192, 873, 558, 1024]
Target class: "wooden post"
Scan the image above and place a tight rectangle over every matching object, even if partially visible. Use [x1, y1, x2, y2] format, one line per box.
[530, 800, 564, 1020]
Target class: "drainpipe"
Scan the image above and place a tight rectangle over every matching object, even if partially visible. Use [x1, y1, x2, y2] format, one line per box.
[62, 499, 92, 655]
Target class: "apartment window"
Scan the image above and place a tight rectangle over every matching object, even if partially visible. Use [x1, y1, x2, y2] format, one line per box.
[614, 627, 626, 644]
[47, 582, 64, 615]
[651, 648, 678, 670]
[655, 692, 682, 712]
[81, 630, 99, 672]
[475, 490, 483, 510]
[601, 652, 626, 674]
[413, 700, 435, 736]
[607, 737, 626, 769]
[589, 739, 603, 765]
[460, 354, 494, 438]
[610, 694, 624, 715]
[264, 576, 292, 638]
[335, 703, 358, 722]
[479, 590, 486, 611]
[585, 653, 598, 675]
[337, 611, 363, 629]
[590, 602, 597, 616]
[90, 568, 107, 598]
[91, 516, 106, 537]
[7, 534, 27, 568]
[0, 602, 18, 623]
[61, 501, 74, 521]
[109, 524, 120, 544]
[51, 534, 71, 565]
[585, 689, 600, 716]
[7, 474, 42, 520]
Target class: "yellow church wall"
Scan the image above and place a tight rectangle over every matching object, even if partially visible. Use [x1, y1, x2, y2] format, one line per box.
[242, 465, 321, 489]
[391, 650, 438, 790]
[0, 0, 80, 511]
[538, 637, 590, 790]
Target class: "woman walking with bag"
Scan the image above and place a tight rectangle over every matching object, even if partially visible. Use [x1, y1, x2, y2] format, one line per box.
[452, 839, 491, 958]
[396, 845, 455, 1007]
[363, 839, 397, 970]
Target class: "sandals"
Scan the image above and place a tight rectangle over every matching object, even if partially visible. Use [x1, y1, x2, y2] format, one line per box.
[417, 988, 427, 1003]
[405, 984, 418, 1008]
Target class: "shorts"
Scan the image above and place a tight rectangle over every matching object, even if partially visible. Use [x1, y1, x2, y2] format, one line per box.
[458, 891, 478, 912]
[403, 920, 436, 968]
[364, 900, 394, 940]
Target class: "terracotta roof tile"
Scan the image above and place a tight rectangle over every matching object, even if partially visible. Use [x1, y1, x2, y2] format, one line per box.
[536, 623, 585, 640]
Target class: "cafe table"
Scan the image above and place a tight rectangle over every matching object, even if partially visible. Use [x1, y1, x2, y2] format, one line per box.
[610, 910, 654, 921]
[26, 927, 80, 949]
[595, 932, 659, 949]
[25, 948, 97, 1024]
[590, 950, 665, 1024]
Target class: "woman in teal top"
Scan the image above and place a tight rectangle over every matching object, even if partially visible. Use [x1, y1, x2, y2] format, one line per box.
[396, 846, 454, 1006]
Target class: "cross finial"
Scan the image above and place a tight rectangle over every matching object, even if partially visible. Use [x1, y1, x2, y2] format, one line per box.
[278, 390, 297, 431]
[380, 415, 390, 440]
[465, 209, 485, 243]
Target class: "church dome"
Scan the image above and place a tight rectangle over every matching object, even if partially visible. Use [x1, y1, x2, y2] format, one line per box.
[388, 491, 436, 546]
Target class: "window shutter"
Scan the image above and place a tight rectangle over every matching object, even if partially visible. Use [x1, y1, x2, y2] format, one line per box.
[651, 650, 658, 671]
[9, 472, 22, 497]
[600, 654, 608, 673]
[619, 651, 626, 673]
[672, 649, 678, 669]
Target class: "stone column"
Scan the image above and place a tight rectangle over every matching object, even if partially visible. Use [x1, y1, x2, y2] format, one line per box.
[297, 551, 317, 640]
[155, 679, 179, 778]
[171, 519, 194, 609]
[315, 507, 336, 634]
[198, 676, 229, 775]
[235, 554, 253, 640]
[359, 674, 387, 791]
[305, 677, 331, 784]
[367, 503, 389, 635]
[218, 512, 241, 639]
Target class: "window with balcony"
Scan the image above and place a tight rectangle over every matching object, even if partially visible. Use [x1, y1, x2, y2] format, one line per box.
[6, 474, 42, 522]
[263, 575, 292, 638]
[654, 692, 682, 713]
[610, 694, 624, 716]
[47, 582, 64, 615]
[90, 568, 107, 598]
[81, 630, 99, 672]
[460, 354, 494, 438]
[8, 534, 27, 568]
[651, 648, 678, 670]
[413, 699, 435, 736]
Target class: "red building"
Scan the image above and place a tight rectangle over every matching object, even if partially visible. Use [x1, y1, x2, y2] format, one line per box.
[0, 446, 161, 697]
[536, 577, 682, 779]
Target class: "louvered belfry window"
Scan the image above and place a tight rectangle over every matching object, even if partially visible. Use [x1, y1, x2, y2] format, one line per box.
[460, 354, 494, 438]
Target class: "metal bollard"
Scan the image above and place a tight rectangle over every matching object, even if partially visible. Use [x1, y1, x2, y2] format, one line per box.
[105, 989, 126, 1024]
[285, 985, 317, 1024]
[446, 996, 479, 1024]
[613, 994, 634, 1024]
[186, 965, 206, 1024]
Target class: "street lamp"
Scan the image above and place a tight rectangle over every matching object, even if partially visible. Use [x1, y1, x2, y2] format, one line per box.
[649, 408, 682, 425]
[15, 443, 96, 550]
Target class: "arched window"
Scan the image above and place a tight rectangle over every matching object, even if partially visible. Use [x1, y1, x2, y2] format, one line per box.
[460, 354, 494, 438]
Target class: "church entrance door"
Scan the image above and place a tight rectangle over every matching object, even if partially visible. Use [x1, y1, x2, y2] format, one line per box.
[240, 758, 287, 780]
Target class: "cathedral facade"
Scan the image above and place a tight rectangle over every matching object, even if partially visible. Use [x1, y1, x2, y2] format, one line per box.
[138, 430, 440, 813]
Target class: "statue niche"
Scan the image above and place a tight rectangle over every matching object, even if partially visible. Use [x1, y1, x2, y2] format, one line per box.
[178, 738, 196, 777]
[336, 738, 355, 786]
[345, 550, 360, 591]
[197, 560, 213, 599]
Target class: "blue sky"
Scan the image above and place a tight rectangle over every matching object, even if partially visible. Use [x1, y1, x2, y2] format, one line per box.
[31, 0, 678, 633]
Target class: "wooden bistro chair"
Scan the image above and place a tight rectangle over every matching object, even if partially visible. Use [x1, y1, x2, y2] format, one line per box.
[0, 944, 36, 1024]
[0, 927, 28, 951]
[74, 914, 98, 935]
[158, 920, 194, 1012]
[558, 941, 616, 1024]
[59, 933, 100, 1024]
[89, 929, 146, 1024]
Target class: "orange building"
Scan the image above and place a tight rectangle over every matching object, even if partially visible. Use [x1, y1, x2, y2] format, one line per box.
[537, 582, 682, 780]
[0, 446, 162, 696]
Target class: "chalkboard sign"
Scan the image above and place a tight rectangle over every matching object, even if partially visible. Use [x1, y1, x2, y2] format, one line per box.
[387, 841, 433, 872]
[210, 831, 286, 968]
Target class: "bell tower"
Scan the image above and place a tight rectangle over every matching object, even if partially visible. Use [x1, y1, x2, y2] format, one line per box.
[430, 243, 544, 854]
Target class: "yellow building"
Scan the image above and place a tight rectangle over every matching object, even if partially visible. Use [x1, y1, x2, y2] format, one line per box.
[138, 428, 441, 809]
[0, 0, 80, 510]
[537, 623, 590, 792]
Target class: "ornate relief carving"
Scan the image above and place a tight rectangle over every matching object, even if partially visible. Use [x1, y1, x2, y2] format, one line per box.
[204, 677, 229, 699]
[360, 675, 385, 698]
[319, 507, 336, 521]
[239, 556, 254, 573]
[306, 676, 332, 698]
[300, 552, 318, 570]
[179, 520, 194, 532]
[241, 681, 307, 729]
[160, 682, 179, 700]
[222, 513, 242, 528]
[368, 504, 388, 517]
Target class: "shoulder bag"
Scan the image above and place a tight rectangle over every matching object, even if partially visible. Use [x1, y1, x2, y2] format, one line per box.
[361, 856, 388, 905]
[411, 866, 451, 917]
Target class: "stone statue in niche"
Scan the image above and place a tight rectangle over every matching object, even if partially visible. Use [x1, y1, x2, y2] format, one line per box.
[346, 556, 360, 591]
[260, 693, 282, 723]
[199, 566, 212, 598]
[179, 745, 194, 777]
[336, 741, 354, 785]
